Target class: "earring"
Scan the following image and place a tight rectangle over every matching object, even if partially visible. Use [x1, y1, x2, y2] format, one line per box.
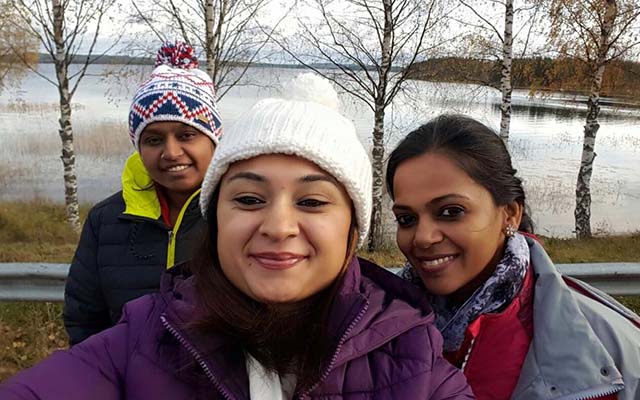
[505, 224, 516, 237]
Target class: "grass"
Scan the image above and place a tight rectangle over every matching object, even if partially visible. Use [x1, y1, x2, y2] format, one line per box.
[0, 200, 88, 262]
[0, 201, 639, 381]
[1, 119, 130, 159]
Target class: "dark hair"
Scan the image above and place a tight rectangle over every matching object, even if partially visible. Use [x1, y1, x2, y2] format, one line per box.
[386, 114, 534, 233]
[187, 187, 359, 391]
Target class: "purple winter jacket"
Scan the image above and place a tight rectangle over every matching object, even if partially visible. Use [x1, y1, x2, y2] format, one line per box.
[1, 257, 473, 399]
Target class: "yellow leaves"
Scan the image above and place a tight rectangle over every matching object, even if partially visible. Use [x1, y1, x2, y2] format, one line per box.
[0, 0, 39, 89]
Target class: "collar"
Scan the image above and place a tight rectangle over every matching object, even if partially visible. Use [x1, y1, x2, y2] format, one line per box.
[121, 152, 161, 220]
[160, 258, 435, 396]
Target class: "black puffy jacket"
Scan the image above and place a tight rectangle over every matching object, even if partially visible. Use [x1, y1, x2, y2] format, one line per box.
[63, 153, 205, 345]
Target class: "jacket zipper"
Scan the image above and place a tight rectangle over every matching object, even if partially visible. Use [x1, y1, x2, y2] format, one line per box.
[460, 337, 476, 372]
[557, 383, 624, 400]
[161, 315, 235, 400]
[166, 189, 201, 268]
[297, 300, 370, 399]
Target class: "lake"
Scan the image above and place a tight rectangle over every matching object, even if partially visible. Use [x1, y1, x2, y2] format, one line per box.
[1, 64, 639, 238]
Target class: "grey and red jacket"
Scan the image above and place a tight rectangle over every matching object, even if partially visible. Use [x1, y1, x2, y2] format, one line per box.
[445, 237, 640, 400]
[2, 257, 474, 400]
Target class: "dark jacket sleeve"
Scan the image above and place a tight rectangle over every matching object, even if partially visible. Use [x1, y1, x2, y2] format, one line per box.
[63, 207, 110, 345]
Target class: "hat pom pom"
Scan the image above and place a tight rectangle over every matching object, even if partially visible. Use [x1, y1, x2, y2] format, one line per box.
[286, 73, 340, 111]
[155, 41, 199, 69]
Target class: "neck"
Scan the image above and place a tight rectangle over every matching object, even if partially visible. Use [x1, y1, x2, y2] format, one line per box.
[447, 239, 507, 306]
[160, 187, 194, 226]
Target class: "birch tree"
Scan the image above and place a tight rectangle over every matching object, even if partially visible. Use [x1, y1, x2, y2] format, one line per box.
[454, 0, 542, 141]
[275, 0, 447, 251]
[131, 0, 277, 99]
[6, 0, 117, 232]
[547, 0, 640, 238]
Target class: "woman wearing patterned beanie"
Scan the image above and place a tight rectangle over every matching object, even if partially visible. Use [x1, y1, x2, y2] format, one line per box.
[63, 42, 223, 345]
[1, 73, 473, 400]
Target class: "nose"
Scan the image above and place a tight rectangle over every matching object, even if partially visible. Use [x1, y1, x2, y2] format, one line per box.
[161, 136, 184, 160]
[258, 199, 299, 241]
[412, 219, 443, 249]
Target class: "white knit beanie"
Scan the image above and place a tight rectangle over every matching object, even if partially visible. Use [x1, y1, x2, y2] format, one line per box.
[200, 73, 372, 248]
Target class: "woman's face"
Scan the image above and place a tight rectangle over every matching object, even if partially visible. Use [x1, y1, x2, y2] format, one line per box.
[139, 121, 214, 196]
[216, 154, 353, 303]
[392, 152, 521, 302]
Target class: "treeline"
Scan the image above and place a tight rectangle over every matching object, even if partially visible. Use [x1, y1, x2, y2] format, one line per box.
[408, 57, 640, 99]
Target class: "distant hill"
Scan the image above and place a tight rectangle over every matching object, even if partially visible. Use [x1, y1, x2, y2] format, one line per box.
[34, 53, 400, 71]
[408, 56, 640, 100]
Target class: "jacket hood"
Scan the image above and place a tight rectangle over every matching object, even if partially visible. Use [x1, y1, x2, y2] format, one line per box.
[121, 152, 161, 220]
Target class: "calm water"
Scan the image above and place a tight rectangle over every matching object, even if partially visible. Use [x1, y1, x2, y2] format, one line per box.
[1, 64, 639, 237]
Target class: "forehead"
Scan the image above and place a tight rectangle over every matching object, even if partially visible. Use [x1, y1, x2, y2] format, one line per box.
[141, 121, 193, 136]
[392, 152, 491, 203]
[224, 154, 329, 181]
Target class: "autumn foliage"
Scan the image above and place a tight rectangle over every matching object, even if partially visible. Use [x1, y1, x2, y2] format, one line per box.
[408, 56, 640, 101]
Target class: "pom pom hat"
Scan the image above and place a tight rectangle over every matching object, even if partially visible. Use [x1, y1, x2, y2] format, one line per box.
[200, 73, 372, 248]
[128, 42, 223, 149]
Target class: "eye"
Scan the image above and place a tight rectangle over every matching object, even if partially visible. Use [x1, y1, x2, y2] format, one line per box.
[178, 131, 198, 141]
[142, 135, 162, 146]
[395, 214, 417, 228]
[298, 198, 328, 208]
[233, 196, 264, 206]
[439, 206, 465, 219]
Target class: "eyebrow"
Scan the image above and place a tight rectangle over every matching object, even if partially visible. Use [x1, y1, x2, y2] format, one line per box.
[226, 172, 265, 183]
[392, 193, 470, 211]
[299, 174, 340, 187]
[226, 172, 340, 186]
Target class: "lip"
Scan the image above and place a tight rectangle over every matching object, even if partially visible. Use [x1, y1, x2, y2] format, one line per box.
[413, 254, 459, 275]
[162, 164, 193, 173]
[249, 252, 307, 270]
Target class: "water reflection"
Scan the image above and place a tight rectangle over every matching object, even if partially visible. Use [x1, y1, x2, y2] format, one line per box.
[1, 65, 639, 238]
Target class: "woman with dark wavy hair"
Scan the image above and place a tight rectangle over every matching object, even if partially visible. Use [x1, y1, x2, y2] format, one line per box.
[386, 114, 640, 400]
[1, 76, 472, 400]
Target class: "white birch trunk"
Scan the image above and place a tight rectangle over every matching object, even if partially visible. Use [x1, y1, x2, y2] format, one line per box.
[204, 0, 227, 86]
[499, 0, 514, 141]
[574, 0, 617, 238]
[367, 0, 393, 251]
[204, 0, 216, 80]
[53, 0, 80, 232]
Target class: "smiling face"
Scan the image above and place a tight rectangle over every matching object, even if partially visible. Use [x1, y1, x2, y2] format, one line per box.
[139, 121, 214, 197]
[216, 154, 354, 304]
[392, 152, 522, 304]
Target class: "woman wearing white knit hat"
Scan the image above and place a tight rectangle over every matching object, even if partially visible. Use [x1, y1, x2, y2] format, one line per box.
[1, 73, 472, 400]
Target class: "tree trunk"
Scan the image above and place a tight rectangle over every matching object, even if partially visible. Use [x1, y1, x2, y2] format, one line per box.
[368, 106, 386, 251]
[574, 0, 617, 238]
[499, 0, 513, 142]
[204, 0, 215, 79]
[367, 0, 393, 251]
[53, 0, 80, 232]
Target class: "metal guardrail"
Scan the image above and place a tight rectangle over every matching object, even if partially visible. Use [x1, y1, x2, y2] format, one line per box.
[1, 262, 639, 302]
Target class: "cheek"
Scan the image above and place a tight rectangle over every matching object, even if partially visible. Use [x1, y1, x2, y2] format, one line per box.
[395, 229, 413, 257]
[306, 212, 350, 263]
[193, 144, 214, 166]
[139, 148, 159, 170]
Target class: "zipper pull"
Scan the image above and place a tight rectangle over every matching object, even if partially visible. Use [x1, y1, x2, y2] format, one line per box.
[168, 230, 174, 243]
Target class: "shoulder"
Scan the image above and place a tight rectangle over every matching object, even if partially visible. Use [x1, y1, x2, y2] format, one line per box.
[86, 191, 125, 222]
[572, 286, 640, 358]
